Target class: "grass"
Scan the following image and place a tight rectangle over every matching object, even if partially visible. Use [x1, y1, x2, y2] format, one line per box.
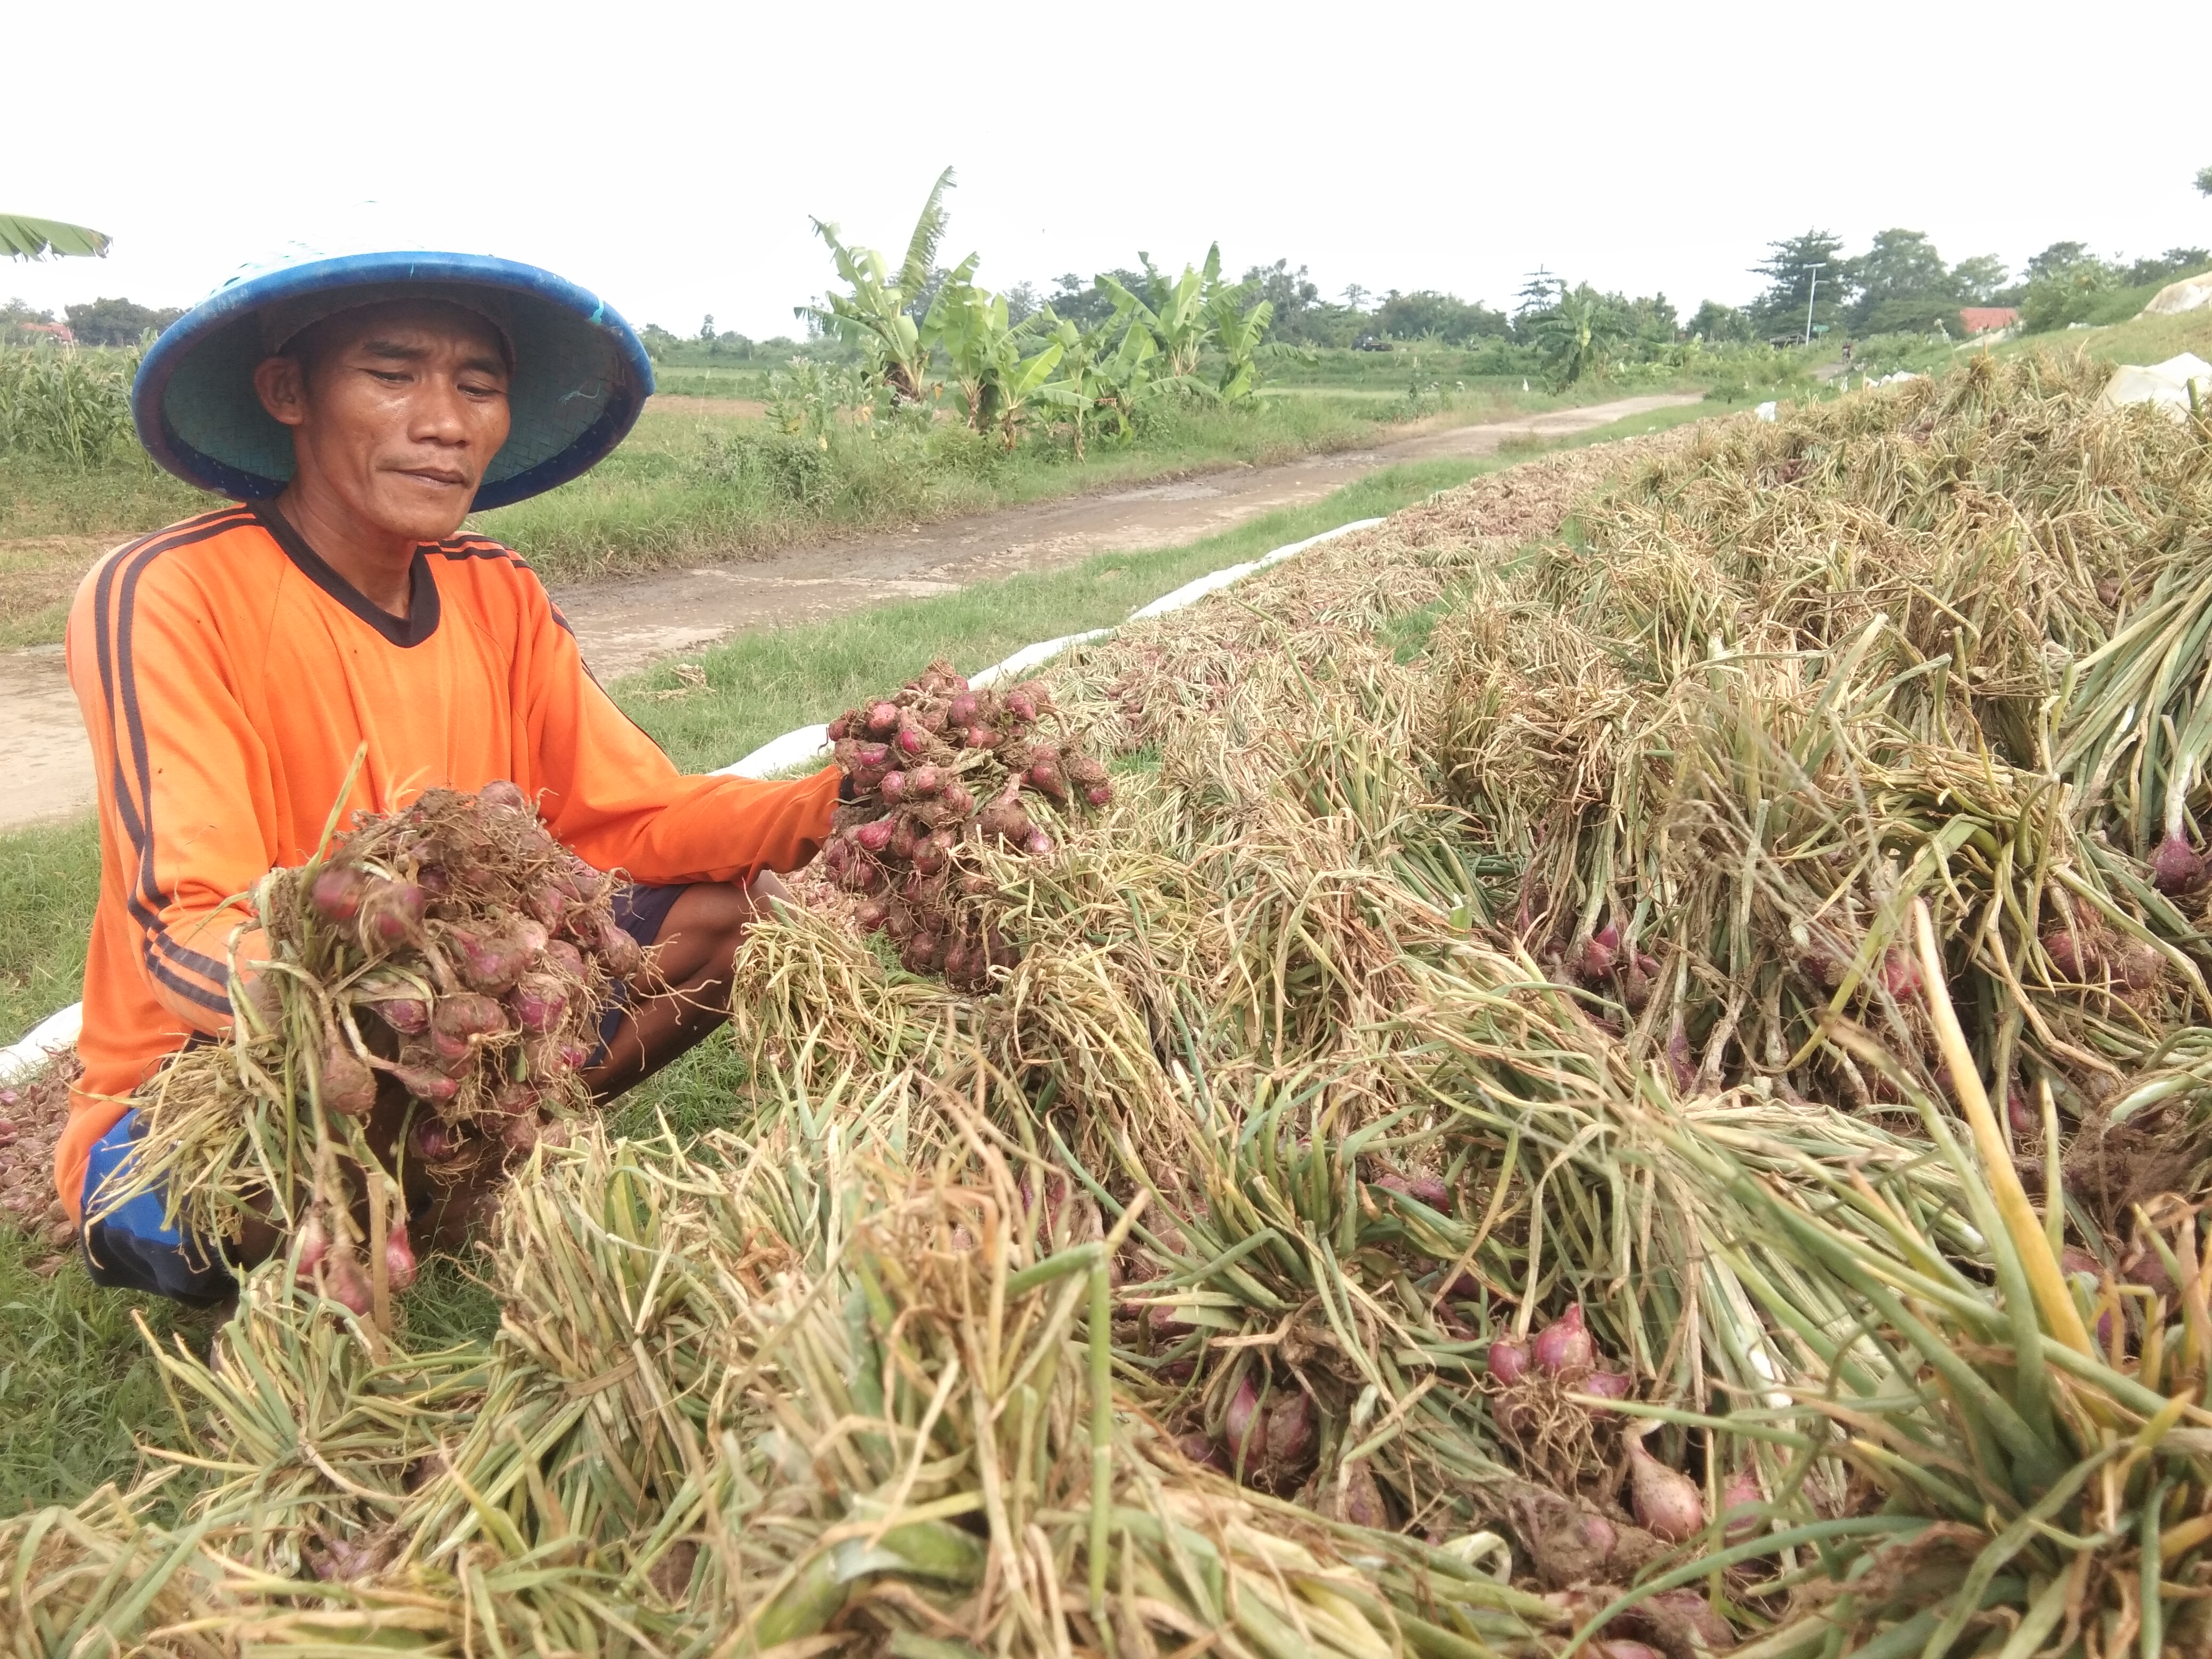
[2006, 302, 2212, 368]
[0, 401, 1705, 1514]
[0, 816, 98, 1042]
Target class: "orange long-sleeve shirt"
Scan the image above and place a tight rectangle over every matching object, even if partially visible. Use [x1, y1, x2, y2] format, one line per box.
[56, 503, 836, 1220]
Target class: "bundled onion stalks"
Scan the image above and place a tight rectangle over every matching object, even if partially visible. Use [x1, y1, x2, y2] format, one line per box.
[15, 1119, 1589, 1656]
[113, 778, 634, 1316]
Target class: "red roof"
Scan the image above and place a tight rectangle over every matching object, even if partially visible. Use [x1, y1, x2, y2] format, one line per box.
[1959, 307, 2018, 334]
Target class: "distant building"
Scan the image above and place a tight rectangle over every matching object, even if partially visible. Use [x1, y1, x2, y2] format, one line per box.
[1959, 307, 2020, 336]
[16, 322, 76, 344]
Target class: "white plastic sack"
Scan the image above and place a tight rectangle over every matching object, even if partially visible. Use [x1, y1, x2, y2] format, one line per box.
[0, 1002, 81, 1083]
[715, 723, 832, 780]
[2142, 276, 2212, 319]
[2101, 354, 2212, 421]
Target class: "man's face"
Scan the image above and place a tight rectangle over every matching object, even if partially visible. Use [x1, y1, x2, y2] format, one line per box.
[253, 299, 513, 542]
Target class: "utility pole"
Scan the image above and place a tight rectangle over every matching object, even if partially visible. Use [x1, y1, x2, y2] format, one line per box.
[1803, 263, 1825, 347]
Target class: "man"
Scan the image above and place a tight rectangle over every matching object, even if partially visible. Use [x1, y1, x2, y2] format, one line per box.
[58, 250, 837, 1301]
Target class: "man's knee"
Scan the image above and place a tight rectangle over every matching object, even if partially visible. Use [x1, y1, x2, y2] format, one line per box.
[655, 878, 774, 983]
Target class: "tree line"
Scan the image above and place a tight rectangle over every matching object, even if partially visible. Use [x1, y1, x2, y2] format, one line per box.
[1719, 228, 2210, 343]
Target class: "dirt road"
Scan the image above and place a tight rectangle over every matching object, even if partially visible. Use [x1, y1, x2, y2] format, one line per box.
[552, 393, 1697, 680]
[0, 393, 1695, 828]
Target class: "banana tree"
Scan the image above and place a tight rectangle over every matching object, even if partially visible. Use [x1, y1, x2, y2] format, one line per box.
[1091, 308, 1159, 442]
[929, 279, 1064, 447]
[796, 167, 959, 405]
[985, 329, 1064, 450]
[1528, 283, 1628, 387]
[1205, 278, 1274, 403]
[925, 274, 1004, 433]
[1036, 313, 1108, 458]
[1098, 244, 1220, 383]
[2, 214, 110, 261]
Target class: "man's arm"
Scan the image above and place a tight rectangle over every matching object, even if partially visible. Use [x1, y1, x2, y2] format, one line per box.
[519, 597, 837, 885]
[67, 546, 273, 1033]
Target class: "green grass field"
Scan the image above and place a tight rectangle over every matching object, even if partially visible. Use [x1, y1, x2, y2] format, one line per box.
[0, 401, 1719, 1516]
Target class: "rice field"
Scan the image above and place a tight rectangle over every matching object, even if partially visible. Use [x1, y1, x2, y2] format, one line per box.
[9, 351, 2212, 1656]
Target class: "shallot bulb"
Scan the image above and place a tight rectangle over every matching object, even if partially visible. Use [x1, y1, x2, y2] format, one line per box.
[321, 1035, 378, 1118]
[1004, 686, 1041, 722]
[1721, 1468, 1764, 1544]
[1531, 1303, 1594, 1375]
[594, 919, 643, 979]
[506, 973, 569, 1034]
[1487, 1335, 1531, 1386]
[384, 1216, 418, 1291]
[309, 865, 368, 924]
[292, 1210, 329, 1280]
[854, 818, 895, 854]
[368, 996, 430, 1035]
[1021, 827, 1055, 858]
[358, 878, 427, 949]
[866, 701, 901, 736]
[1224, 1373, 1262, 1465]
[322, 1245, 373, 1315]
[1876, 948, 1922, 1001]
[449, 924, 532, 994]
[2041, 927, 2096, 982]
[895, 726, 927, 757]
[479, 779, 531, 814]
[1264, 1389, 1315, 1465]
[1582, 1368, 1632, 1405]
[392, 1065, 459, 1103]
[1372, 1169, 1449, 1209]
[1337, 1460, 1388, 1529]
[2114, 940, 2163, 992]
[2152, 831, 2210, 896]
[1627, 1430, 1705, 1543]
[945, 692, 979, 728]
[1177, 1431, 1229, 1472]
[1577, 923, 1620, 983]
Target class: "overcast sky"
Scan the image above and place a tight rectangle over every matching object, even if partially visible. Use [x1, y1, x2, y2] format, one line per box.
[11, 1, 2211, 339]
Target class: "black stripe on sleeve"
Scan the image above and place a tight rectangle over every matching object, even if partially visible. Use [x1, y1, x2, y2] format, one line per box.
[92, 509, 262, 1008]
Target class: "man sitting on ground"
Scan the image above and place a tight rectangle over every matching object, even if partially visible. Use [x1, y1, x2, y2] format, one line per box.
[57, 250, 836, 1303]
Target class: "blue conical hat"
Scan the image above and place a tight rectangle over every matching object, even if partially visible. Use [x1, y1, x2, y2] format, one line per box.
[132, 247, 654, 510]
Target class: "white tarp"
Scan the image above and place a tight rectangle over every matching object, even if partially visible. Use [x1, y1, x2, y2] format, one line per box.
[2101, 354, 2212, 421]
[2142, 276, 2212, 318]
[0, 1002, 82, 1084]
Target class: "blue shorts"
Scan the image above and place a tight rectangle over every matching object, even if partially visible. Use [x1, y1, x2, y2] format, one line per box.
[80, 1108, 235, 1305]
[588, 881, 686, 1061]
[80, 882, 687, 1304]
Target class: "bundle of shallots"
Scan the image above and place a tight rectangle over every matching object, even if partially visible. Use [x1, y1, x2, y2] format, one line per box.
[118, 781, 635, 1317]
[819, 660, 1113, 988]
